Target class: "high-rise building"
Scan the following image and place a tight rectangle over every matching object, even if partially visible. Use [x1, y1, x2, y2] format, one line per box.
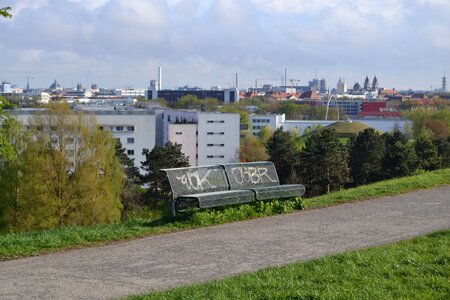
[337, 78, 348, 94]
[319, 79, 327, 93]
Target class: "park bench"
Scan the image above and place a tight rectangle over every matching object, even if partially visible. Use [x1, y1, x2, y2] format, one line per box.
[161, 161, 305, 215]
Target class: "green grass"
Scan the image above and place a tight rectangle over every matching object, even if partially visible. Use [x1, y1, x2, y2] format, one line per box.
[305, 168, 450, 209]
[1, 169, 449, 260]
[129, 230, 450, 300]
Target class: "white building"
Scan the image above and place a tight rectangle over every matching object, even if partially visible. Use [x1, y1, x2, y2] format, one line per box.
[249, 113, 412, 136]
[250, 114, 285, 136]
[163, 110, 240, 166]
[11, 107, 156, 173]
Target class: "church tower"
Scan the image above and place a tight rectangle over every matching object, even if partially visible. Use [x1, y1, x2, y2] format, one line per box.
[363, 76, 370, 91]
[372, 76, 378, 91]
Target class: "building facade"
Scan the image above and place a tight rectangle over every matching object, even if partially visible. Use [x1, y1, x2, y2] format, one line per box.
[163, 110, 240, 166]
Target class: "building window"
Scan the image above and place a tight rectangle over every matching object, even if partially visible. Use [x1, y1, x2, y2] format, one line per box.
[207, 144, 225, 147]
[207, 120, 225, 123]
[175, 132, 182, 135]
[127, 126, 135, 132]
[207, 155, 225, 159]
[207, 132, 214, 135]
[116, 126, 123, 131]
[127, 138, 134, 144]
[127, 150, 134, 156]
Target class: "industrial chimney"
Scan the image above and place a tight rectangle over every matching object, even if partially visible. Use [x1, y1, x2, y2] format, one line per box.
[158, 67, 162, 91]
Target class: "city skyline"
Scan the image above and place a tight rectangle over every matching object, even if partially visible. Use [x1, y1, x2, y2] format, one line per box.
[1, 0, 449, 90]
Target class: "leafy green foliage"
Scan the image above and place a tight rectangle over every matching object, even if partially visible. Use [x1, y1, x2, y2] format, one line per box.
[131, 230, 450, 300]
[407, 109, 450, 138]
[239, 131, 268, 162]
[266, 128, 300, 183]
[0, 97, 15, 161]
[0, 103, 124, 232]
[172, 95, 219, 111]
[349, 128, 385, 186]
[141, 142, 189, 196]
[0, 6, 11, 18]
[299, 128, 348, 197]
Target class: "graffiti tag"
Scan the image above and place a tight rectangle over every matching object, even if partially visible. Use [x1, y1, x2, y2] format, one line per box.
[176, 169, 217, 191]
[230, 166, 277, 185]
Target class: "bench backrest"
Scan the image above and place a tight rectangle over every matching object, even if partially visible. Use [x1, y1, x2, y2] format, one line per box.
[161, 165, 229, 199]
[221, 161, 280, 190]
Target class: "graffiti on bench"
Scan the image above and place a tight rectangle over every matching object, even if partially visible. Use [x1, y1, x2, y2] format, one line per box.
[175, 169, 218, 191]
[230, 166, 278, 185]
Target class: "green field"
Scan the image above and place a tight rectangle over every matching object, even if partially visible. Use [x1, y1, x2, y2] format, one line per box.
[0, 169, 449, 260]
[129, 230, 450, 300]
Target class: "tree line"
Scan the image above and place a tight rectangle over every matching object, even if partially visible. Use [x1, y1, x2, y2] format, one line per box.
[264, 127, 449, 197]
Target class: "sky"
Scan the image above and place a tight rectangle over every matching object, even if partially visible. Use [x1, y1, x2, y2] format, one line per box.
[0, 0, 449, 91]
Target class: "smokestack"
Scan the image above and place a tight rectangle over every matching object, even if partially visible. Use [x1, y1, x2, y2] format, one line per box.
[158, 67, 162, 90]
[235, 73, 238, 89]
[285, 67, 287, 87]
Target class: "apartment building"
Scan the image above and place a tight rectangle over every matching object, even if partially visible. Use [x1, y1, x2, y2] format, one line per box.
[163, 110, 240, 166]
[11, 107, 156, 173]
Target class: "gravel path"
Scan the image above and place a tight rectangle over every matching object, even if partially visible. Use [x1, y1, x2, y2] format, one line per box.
[1, 186, 449, 300]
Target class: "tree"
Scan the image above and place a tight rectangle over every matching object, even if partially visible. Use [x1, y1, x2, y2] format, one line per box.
[141, 142, 189, 197]
[115, 140, 140, 184]
[433, 137, 450, 168]
[240, 131, 268, 162]
[258, 125, 274, 145]
[298, 128, 348, 197]
[0, 97, 14, 160]
[348, 128, 385, 186]
[115, 141, 142, 217]
[1, 103, 124, 232]
[266, 128, 300, 184]
[0, 6, 11, 18]
[414, 136, 441, 171]
[381, 131, 418, 179]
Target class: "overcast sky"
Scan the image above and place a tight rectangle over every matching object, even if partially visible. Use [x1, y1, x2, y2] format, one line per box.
[1, 0, 449, 90]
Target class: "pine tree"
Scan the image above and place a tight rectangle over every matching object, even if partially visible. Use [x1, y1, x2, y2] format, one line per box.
[141, 142, 189, 196]
[382, 131, 418, 179]
[115, 140, 140, 184]
[414, 136, 441, 171]
[348, 128, 385, 186]
[433, 137, 450, 168]
[298, 128, 348, 197]
[115, 140, 142, 216]
[266, 128, 300, 184]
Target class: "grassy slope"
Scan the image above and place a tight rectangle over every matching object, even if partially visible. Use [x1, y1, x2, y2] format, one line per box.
[130, 230, 450, 300]
[0, 169, 449, 260]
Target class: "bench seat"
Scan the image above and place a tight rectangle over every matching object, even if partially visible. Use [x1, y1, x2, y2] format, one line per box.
[250, 184, 306, 201]
[176, 189, 255, 211]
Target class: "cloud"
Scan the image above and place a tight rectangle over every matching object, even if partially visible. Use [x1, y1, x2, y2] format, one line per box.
[0, 0, 448, 90]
